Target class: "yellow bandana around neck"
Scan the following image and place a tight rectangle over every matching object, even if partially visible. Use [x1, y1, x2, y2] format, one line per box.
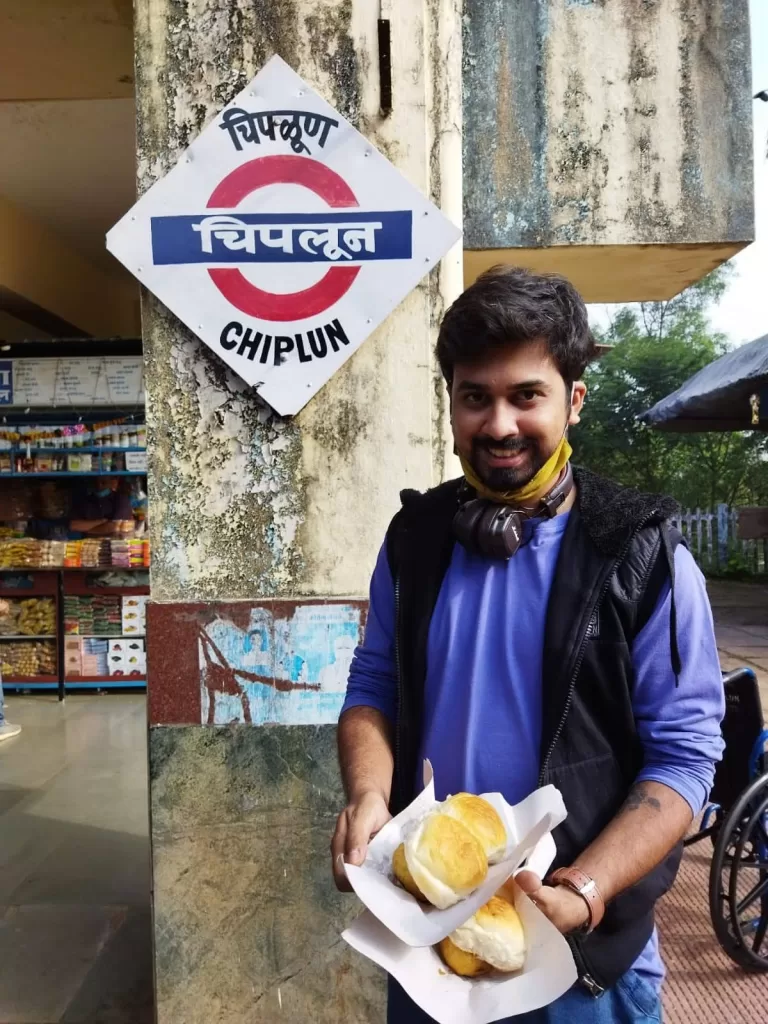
[460, 438, 573, 505]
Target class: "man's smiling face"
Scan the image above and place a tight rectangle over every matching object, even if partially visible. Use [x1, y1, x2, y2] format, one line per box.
[451, 338, 586, 492]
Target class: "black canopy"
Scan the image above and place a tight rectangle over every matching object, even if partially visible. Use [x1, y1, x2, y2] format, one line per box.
[640, 334, 768, 433]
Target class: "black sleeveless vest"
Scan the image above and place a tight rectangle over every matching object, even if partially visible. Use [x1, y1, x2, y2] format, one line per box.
[385, 466, 684, 994]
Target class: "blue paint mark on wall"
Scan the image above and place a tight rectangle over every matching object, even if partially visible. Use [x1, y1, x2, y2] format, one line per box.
[199, 603, 362, 725]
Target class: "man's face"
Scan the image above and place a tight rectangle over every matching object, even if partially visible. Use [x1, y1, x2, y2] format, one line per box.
[450, 339, 586, 492]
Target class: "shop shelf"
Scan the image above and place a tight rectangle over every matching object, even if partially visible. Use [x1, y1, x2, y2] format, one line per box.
[0, 635, 56, 640]
[0, 576, 59, 596]
[75, 634, 144, 639]
[2, 675, 58, 685]
[65, 676, 146, 687]
[0, 567, 148, 575]
[0, 471, 145, 478]
[1, 447, 146, 455]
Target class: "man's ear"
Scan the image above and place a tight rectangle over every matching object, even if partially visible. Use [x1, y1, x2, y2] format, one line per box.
[569, 381, 587, 427]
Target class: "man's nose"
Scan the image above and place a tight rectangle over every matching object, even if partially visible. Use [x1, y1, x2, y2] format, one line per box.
[483, 402, 519, 441]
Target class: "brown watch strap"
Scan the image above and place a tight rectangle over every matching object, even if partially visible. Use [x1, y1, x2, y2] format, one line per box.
[549, 867, 605, 934]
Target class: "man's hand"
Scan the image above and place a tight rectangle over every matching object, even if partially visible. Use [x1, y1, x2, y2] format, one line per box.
[515, 870, 589, 934]
[331, 791, 392, 892]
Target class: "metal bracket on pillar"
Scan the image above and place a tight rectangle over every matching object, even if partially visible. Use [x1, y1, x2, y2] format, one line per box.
[378, 17, 392, 117]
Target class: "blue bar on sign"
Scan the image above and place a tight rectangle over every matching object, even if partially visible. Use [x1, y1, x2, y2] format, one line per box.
[151, 210, 412, 265]
[0, 360, 12, 405]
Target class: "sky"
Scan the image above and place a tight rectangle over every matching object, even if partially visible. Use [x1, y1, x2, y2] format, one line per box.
[588, 0, 767, 348]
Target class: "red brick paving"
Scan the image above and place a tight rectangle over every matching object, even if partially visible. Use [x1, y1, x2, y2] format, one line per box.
[658, 841, 768, 1022]
[662, 581, 768, 1019]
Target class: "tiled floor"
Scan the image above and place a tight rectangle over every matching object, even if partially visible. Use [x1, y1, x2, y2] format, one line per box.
[0, 694, 153, 1024]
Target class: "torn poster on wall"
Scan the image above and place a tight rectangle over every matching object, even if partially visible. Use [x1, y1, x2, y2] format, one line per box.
[199, 602, 362, 725]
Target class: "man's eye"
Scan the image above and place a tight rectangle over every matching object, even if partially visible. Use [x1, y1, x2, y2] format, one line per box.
[464, 393, 485, 405]
[519, 390, 539, 402]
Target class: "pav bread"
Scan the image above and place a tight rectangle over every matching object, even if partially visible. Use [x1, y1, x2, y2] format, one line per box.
[439, 895, 526, 975]
[440, 793, 507, 863]
[401, 813, 488, 909]
[392, 842, 427, 901]
[438, 937, 492, 977]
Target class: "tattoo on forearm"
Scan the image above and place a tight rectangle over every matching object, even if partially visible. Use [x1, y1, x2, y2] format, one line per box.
[623, 785, 662, 814]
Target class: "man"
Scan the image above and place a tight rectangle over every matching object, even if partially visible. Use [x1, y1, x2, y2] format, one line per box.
[70, 477, 134, 537]
[0, 599, 21, 742]
[332, 267, 724, 1023]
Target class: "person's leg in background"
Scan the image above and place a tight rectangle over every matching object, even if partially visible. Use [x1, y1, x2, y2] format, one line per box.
[387, 971, 661, 1024]
[0, 598, 22, 742]
[0, 673, 21, 742]
[0, 676, 21, 742]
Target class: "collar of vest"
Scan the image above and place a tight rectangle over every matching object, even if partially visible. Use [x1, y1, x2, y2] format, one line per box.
[399, 466, 679, 559]
[571, 466, 679, 556]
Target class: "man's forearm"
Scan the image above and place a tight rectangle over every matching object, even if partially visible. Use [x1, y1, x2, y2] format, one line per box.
[573, 781, 693, 903]
[338, 705, 394, 804]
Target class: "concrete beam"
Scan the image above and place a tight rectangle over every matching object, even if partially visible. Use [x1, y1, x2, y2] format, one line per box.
[463, 0, 754, 300]
[464, 242, 743, 302]
[0, 0, 134, 101]
[0, 195, 140, 338]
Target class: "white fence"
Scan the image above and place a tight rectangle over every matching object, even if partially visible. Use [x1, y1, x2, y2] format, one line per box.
[671, 506, 768, 573]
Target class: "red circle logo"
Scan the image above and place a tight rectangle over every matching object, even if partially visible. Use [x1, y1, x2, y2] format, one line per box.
[206, 155, 360, 322]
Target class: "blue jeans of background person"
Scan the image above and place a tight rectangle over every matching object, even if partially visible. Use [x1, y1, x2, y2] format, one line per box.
[387, 972, 662, 1024]
[0, 676, 5, 726]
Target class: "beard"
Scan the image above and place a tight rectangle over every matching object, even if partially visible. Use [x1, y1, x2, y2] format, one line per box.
[469, 436, 548, 492]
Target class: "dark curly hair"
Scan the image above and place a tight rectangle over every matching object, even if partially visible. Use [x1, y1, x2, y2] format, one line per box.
[437, 266, 597, 387]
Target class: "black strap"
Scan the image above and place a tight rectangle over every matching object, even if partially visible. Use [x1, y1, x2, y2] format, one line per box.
[634, 524, 683, 686]
[661, 524, 682, 686]
[539, 462, 575, 519]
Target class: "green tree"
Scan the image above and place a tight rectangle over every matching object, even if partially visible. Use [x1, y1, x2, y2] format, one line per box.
[572, 268, 768, 508]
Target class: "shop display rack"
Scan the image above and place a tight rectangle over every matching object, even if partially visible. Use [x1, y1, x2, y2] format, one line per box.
[0, 568, 149, 698]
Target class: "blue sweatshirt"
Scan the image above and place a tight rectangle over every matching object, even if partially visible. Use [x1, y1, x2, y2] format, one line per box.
[342, 512, 725, 988]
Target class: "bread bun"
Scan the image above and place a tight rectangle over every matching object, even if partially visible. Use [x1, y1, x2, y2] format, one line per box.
[438, 937, 492, 977]
[404, 814, 488, 909]
[441, 793, 507, 864]
[449, 895, 526, 972]
[392, 843, 427, 901]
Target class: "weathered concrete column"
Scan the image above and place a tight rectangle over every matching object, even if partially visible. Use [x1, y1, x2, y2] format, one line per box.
[136, 2, 461, 1021]
[463, 0, 753, 302]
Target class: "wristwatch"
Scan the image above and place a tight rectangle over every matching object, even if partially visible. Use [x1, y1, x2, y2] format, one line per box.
[549, 867, 605, 934]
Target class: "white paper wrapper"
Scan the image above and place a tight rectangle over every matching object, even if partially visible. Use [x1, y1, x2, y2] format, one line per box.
[343, 762, 568, 947]
[343, 884, 577, 1024]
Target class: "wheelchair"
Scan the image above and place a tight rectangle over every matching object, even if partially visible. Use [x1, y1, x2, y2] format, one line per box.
[684, 667, 768, 971]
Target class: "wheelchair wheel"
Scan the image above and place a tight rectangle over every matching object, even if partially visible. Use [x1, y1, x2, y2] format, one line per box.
[709, 772, 768, 971]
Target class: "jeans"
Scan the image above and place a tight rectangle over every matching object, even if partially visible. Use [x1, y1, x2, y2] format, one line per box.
[387, 971, 662, 1024]
[0, 675, 5, 726]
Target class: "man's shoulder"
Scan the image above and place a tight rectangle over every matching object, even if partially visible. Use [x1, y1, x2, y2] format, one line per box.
[573, 465, 680, 556]
[396, 476, 464, 514]
[385, 478, 462, 572]
[573, 465, 678, 514]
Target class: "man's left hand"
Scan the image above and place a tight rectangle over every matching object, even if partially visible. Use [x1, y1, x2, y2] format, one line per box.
[515, 870, 590, 934]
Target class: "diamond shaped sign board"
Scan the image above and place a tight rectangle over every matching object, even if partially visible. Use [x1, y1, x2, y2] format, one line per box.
[107, 55, 461, 416]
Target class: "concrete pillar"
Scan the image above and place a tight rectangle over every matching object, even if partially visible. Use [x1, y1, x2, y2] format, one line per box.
[136, 2, 462, 1021]
[462, 0, 753, 302]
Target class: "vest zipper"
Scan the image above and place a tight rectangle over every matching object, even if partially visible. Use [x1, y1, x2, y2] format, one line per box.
[394, 572, 404, 806]
[566, 936, 604, 996]
[541, 509, 658, 994]
[537, 510, 657, 786]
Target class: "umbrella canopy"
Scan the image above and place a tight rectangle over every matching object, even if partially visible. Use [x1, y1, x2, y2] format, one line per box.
[640, 333, 768, 433]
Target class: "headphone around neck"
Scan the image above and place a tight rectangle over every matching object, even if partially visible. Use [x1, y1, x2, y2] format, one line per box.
[452, 462, 574, 559]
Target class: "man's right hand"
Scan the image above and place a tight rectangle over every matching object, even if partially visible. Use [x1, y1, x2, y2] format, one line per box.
[331, 791, 392, 892]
